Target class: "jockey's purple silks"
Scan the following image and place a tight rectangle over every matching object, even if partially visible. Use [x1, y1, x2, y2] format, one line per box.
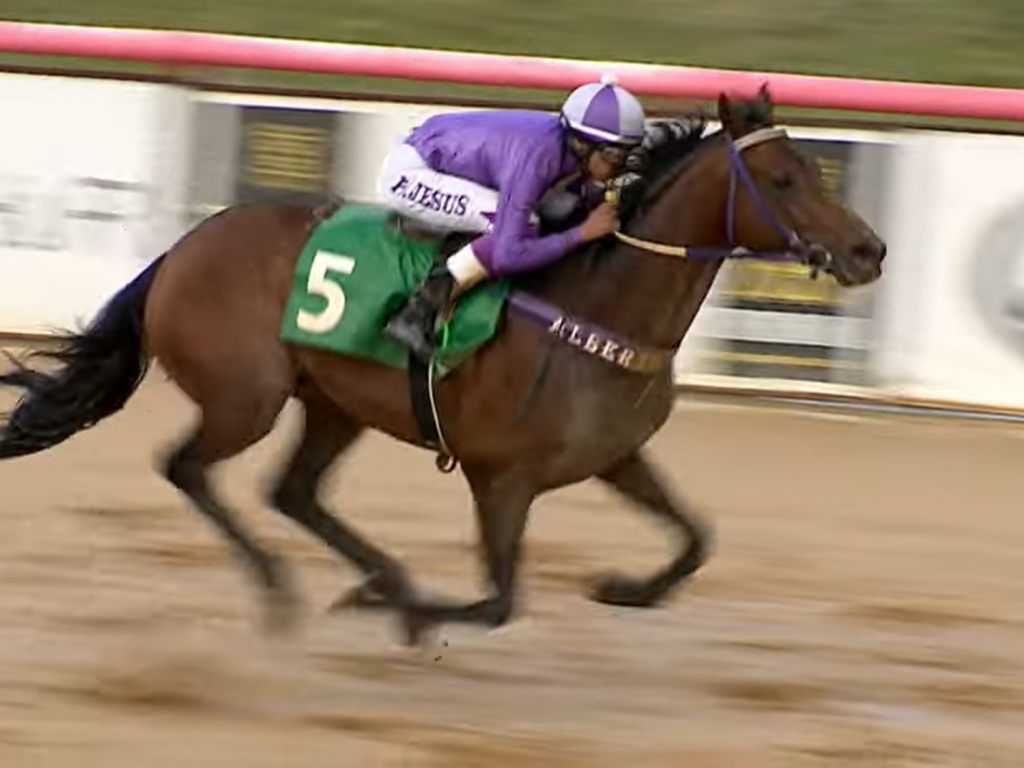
[404, 110, 585, 276]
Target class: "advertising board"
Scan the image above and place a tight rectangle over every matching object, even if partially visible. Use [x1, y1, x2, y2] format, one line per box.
[873, 131, 1024, 409]
[0, 74, 190, 334]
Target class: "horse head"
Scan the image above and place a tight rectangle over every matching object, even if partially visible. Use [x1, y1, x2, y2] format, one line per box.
[713, 83, 886, 287]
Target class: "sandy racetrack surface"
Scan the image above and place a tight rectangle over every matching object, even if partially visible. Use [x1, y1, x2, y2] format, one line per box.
[2, 372, 1024, 767]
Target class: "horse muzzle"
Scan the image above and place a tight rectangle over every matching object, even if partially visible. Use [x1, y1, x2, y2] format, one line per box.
[801, 240, 885, 287]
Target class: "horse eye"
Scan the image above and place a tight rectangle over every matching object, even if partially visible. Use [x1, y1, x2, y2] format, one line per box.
[772, 173, 794, 190]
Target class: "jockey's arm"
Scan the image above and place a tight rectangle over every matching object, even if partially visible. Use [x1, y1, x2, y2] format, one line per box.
[487, 147, 584, 274]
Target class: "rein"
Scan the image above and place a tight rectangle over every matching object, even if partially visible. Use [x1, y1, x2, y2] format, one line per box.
[611, 126, 833, 274]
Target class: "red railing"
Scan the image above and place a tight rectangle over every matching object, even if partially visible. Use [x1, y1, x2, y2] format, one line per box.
[2, 20, 1024, 120]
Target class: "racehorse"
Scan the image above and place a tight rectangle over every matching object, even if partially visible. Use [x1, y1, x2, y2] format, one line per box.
[0, 86, 885, 646]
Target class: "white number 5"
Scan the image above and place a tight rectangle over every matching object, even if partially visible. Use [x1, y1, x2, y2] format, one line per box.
[297, 249, 356, 333]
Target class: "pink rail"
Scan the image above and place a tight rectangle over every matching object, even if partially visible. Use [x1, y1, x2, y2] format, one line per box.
[2, 20, 1024, 120]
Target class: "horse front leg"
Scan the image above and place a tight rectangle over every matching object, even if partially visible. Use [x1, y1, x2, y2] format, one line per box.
[399, 465, 537, 638]
[334, 463, 536, 644]
[589, 448, 714, 607]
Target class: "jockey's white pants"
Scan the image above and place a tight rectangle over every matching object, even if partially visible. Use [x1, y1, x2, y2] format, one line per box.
[379, 142, 498, 234]
[377, 141, 498, 288]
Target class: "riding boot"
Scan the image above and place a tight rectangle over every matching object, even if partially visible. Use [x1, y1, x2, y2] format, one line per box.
[384, 263, 458, 363]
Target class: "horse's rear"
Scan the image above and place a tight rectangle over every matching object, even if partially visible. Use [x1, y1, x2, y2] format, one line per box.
[143, 202, 309, 461]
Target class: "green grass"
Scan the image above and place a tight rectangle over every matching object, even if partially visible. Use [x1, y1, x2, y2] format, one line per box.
[2, 0, 1024, 127]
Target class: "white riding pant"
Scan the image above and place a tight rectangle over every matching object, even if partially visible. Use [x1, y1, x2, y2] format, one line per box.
[378, 142, 498, 234]
[378, 141, 499, 287]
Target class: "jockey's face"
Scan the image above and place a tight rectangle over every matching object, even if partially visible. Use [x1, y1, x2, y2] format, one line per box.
[585, 144, 629, 182]
[586, 151, 615, 182]
[568, 133, 635, 182]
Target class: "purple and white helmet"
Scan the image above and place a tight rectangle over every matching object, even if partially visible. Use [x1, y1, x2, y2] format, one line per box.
[560, 74, 646, 145]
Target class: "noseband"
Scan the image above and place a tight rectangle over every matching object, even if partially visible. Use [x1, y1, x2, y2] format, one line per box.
[612, 126, 833, 275]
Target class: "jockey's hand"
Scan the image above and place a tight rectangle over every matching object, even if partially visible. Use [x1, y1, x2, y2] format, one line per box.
[578, 201, 620, 242]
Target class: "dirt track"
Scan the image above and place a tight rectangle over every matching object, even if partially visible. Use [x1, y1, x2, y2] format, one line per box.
[2, 372, 1024, 767]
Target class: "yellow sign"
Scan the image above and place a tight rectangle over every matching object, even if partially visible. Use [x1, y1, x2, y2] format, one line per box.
[720, 260, 842, 306]
[818, 155, 844, 201]
[242, 122, 330, 193]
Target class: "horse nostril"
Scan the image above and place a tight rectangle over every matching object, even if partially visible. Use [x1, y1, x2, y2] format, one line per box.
[853, 239, 885, 262]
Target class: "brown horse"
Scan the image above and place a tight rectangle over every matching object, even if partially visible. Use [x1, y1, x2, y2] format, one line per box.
[0, 87, 885, 645]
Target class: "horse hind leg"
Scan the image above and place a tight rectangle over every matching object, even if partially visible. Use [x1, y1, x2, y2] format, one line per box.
[589, 449, 714, 608]
[158, 370, 297, 634]
[267, 388, 431, 644]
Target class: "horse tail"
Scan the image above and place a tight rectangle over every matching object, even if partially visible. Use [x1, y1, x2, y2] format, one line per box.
[0, 253, 167, 459]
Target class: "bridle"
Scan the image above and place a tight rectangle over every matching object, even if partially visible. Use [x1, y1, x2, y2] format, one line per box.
[611, 126, 834, 277]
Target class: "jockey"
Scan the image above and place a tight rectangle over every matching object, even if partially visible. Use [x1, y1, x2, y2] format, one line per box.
[378, 75, 648, 363]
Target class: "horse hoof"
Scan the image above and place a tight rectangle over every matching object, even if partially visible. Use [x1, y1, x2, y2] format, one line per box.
[262, 584, 301, 636]
[399, 608, 437, 648]
[588, 573, 659, 608]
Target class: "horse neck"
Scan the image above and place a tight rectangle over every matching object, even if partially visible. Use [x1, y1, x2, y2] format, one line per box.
[526, 145, 732, 351]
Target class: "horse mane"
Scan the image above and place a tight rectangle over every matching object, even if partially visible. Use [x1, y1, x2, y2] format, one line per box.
[616, 96, 773, 227]
[616, 119, 715, 227]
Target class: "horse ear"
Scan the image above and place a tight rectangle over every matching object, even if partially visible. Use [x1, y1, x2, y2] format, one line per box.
[757, 81, 774, 121]
[717, 92, 734, 133]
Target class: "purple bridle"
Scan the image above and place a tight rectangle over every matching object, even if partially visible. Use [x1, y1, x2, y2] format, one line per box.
[617, 126, 834, 276]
